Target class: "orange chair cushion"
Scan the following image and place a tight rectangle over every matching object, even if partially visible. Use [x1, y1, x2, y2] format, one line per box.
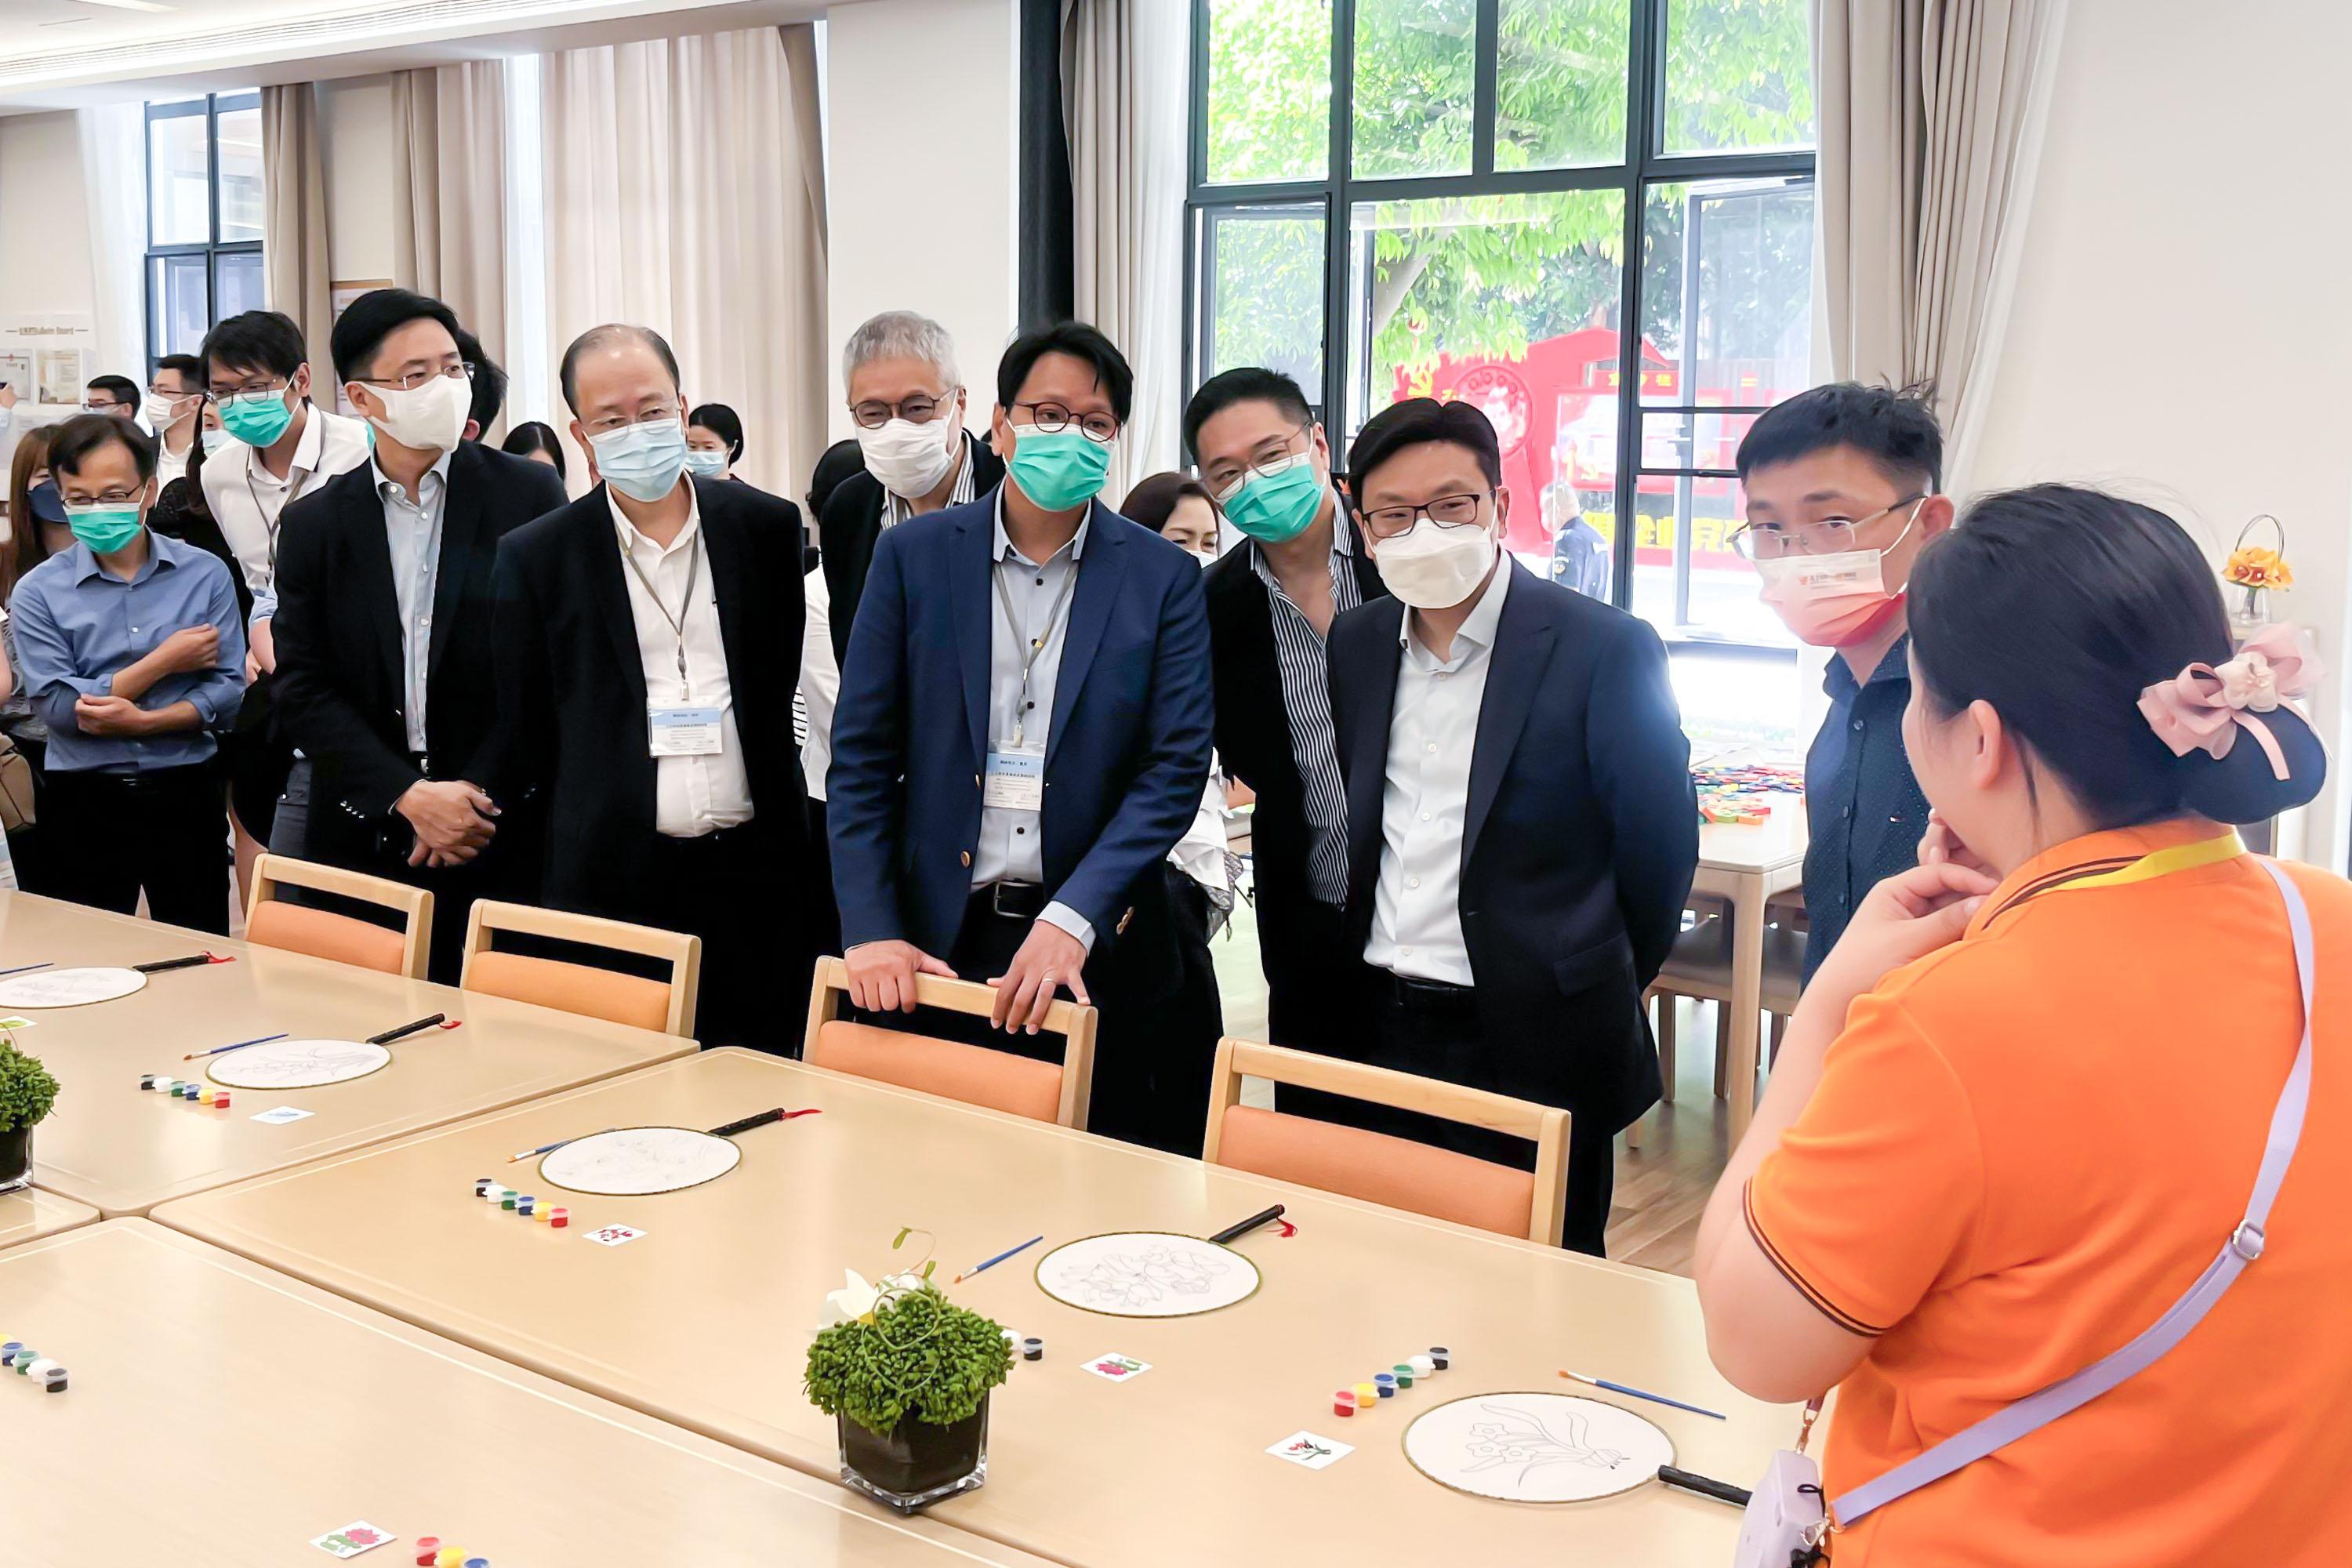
[247, 901, 408, 975]
[466, 949, 673, 1033]
[1214, 1104, 1537, 1240]
[812, 1020, 1065, 1123]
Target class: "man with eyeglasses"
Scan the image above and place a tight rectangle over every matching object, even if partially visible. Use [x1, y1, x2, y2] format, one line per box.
[485, 324, 815, 1047]
[1731, 383, 1951, 979]
[82, 376, 140, 421]
[819, 310, 1007, 668]
[269, 289, 565, 980]
[141, 355, 207, 489]
[1327, 397, 1696, 1255]
[829, 321, 1214, 1151]
[1183, 367, 1387, 1078]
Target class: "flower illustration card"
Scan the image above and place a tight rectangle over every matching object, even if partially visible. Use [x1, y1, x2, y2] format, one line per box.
[309, 1521, 396, 1558]
[1080, 1351, 1152, 1381]
[1266, 1430, 1353, 1471]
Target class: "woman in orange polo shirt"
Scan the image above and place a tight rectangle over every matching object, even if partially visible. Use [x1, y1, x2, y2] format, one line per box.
[1695, 484, 2349, 1564]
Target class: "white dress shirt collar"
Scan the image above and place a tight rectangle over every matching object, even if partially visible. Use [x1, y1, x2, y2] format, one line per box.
[608, 481, 702, 557]
[371, 446, 452, 506]
[990, 488, 1091, 564]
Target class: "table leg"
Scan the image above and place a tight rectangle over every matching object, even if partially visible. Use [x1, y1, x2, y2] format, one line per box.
[1724, 873, 1766, 1144]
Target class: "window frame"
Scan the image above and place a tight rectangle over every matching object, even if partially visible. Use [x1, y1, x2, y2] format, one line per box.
[1183, 0, 1814, 648]
[143, 90, 263, 376]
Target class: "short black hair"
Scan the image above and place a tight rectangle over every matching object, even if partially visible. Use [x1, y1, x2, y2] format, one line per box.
[1120, 471, 1213, 533]
[1345, 397, 1502, 492]
[499, 420, 567, 481]
[688, 402, 745, 462]
[558, 324, 682, 416]
[153, 354, 205, 391]
[1734, 382, 1943, 494]
[332, 288, 463, 387]
[1181, 367, 1313, 462]
[201, 310, 307, 383]
[454, 328, 505, 436]
[808, 437, 866, 519]
[996, 321, 1132, 424]
[49, 411, 156, 485]
[85, 375, 140, 408]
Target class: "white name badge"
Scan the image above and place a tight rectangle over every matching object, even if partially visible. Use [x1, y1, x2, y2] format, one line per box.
[983, 748, 1045, 811]
[648, 704, 724, 757]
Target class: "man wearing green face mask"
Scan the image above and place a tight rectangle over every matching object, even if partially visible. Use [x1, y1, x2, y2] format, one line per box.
[8, 415, 246, 932]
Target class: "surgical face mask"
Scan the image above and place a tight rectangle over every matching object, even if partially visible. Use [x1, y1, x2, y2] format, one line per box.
[64, 498, 145, 555]
[858, 406, 961, 499]
[1752, 504, 1921, 648]
[684, 449, 729, 480]
[1371, 516, 1497, 609]
[27, 480, 66, 525]
[219, 387, 297, 448]
[590, 417, 690, 504]
[1192, 548, 1218, 570]
[1219, 451, 1324, 544]
[201, 428, 231, 456]
[361, 372, 470, 455]
[142, 389, 197, 430]
[1006, 424, 1114, 513]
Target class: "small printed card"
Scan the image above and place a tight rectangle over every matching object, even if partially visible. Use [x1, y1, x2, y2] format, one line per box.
[1266, 1430, 1354, 1471]
[0, 1017, 37, 1032]
[252, 1105, 315, 1125]
[583, 1224, 646, 1247]
[1081, 1352, 1152, 1382]
[310, 1522, 396, 1558]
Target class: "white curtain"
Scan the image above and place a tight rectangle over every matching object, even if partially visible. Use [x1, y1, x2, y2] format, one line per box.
[77, 101, 146, 381]
[260, 83, 335, 366]
[538, 25, 827, 501]
[390, 61, 511, 384]
[1813, 0, 2070, 487]
[1064, 0, 1189, 495]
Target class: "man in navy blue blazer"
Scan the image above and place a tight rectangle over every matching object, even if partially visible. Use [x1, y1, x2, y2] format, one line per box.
[827, 322, 1216, 1150]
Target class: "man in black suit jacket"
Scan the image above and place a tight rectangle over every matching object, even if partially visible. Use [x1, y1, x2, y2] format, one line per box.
[488, 325, 811, 1048]
[271, 289, 567, 981]
[1327, 399, 1697, 1255]
[819, 310, 1005, 668]
[1186, 368, 1388, 1064]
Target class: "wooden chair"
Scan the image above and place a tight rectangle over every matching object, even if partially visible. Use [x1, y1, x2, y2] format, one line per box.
[1200, 1037, 1573, 1246]
[245, 853, 433, 978]
[1645, 895, 1733, 1099]
[800, 956, 1097, 1128]
[459, 901, 700, 1037]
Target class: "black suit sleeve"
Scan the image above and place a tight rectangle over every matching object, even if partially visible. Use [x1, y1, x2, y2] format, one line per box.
[517, 461, 569, 528]
[1587, 617, 1697, 987]
[271, 492, 423, 818]
[484, 531, 558, 809]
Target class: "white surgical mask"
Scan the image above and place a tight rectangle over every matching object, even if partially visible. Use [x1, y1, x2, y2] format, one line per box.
[857, 402, 962, 499]
[684, 449, 729, 480]
[361, 372, 471, 454]
[1371, 517, 1498, 609]
[200, 427, 230, 455]
[141, 389, 195, 430]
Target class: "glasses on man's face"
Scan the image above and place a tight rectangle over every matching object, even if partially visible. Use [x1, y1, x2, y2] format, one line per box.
[851, 389, 958, 430]
[1203, 425, 1309, 502]
[209, 377, 289, 401]
[1730, 495, 1924, 561]
[1359, 492, 1488, 540]
[1011, 401, 1120, 444]
[81, 401, 125, 413]
[354, 361, 476, 394]
[66, 488, 141, 506]
[583, 404, 684, 437]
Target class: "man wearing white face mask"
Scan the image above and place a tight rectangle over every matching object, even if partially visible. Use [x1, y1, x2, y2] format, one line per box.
[819, 310, 1007, 668]
[1732, 383, 1951, 981]
[142, 354, 206, 489]
[1327, 397, 1697, 1255]
[270, 289, 566, 980]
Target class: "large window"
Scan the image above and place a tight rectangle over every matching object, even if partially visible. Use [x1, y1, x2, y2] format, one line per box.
[1188, 0, 1816, 728]
[145, 93, 264, 372]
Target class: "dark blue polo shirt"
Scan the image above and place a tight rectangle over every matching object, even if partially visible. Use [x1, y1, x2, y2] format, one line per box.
[1802, 634, 1932, 979]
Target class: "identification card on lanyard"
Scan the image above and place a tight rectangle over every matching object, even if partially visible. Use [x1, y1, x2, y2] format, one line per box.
[984, 748, 1044, 810]
[625, 529, 722, 759]
[985, 548, 1077, 812]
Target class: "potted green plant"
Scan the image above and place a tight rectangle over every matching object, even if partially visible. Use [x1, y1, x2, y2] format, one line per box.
[804, 1232, 1012, 1513]
[0, 1036, 60, 1193]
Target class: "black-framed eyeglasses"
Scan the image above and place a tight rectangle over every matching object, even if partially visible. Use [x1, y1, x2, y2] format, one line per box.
[207, 376, 291, 401]
[1203, 423, 1311, 502]
[1730, 495, 1925, 561]
[1359, 491, 1488, 539]
[352, 361, 476, 395]
[851, 388, 959, 429]
[1011, 401, 1120, 444]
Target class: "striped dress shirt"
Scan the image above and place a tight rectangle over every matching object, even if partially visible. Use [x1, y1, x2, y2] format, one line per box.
[1247, 495, 1362, 906]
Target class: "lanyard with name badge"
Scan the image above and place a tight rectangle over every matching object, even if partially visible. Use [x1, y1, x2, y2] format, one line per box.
[622, 529, 724, 757]
[984, 547, 1079, 810]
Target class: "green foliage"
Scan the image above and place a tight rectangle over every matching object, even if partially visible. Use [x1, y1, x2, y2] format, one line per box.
[804, 1284, 1013, 1439]
[0, 1038, 59, 1133]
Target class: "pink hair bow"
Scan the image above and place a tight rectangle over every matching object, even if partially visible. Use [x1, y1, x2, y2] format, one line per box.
[2138, 623, 2324, 781]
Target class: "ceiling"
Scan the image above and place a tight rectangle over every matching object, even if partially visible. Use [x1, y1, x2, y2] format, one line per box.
[0, 0, 824, 109]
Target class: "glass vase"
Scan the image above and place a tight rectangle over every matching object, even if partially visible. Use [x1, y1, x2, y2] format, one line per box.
[2230, 583, 2271, 642]
[836, 1397, 989, 1514]
[0, 1125, 29, 1193]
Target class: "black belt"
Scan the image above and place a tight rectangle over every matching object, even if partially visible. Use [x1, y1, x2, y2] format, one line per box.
[1372, 967, 1478, 1015]
[969, 881, 1047, 921]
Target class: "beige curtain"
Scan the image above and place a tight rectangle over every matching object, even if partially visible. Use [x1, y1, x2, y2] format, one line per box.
[390, 62, 510, 379]
[1064, 0, 1189, 494]
[539, 26, 826, 501]
[260, 83, 334, 364]
[1813, 0, 2069, 485]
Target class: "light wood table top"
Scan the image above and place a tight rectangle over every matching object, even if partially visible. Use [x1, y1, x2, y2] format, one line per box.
[0, 1220, 1053, 1567]
[156, 1049, 1799, 1568]
[0, 1184, 96, 1250]
[1697, 804, 1809, 873]
[0, 892, 693, 1215]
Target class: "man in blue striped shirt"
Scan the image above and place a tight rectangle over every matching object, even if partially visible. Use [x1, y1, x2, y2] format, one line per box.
[9, 415, 245, 931]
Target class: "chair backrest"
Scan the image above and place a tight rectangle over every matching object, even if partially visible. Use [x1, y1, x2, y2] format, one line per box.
[245, 853, 432, 978]
[800, 956, 1097, 1128]
[460, 901, 700, 1037]
[1200, 1037, 1572, 1246]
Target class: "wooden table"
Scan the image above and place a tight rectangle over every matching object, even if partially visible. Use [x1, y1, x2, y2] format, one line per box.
[157, 1049, 1799, 1568]
[0, 1184, 96, 1250]
[0, 891, 693, 1215]
[0, 1220, 1054, 1566]
[1693, 809, 1808, 1142]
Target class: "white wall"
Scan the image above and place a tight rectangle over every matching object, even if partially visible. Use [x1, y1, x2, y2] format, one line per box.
[1969, 0, 2352, 869]
[822, 0, 1017, 439]
[0, 110, 96, 321]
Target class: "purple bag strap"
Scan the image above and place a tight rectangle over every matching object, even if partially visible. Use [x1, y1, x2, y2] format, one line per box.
[1835, 856, 2315, 1526]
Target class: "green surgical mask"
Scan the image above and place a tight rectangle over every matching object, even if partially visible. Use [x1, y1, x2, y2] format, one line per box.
[219, 387, 296, 448]
[64, 502, 145, 555]
[1007, 424, 1114, 512]
[1221, 452, 1324, 543]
